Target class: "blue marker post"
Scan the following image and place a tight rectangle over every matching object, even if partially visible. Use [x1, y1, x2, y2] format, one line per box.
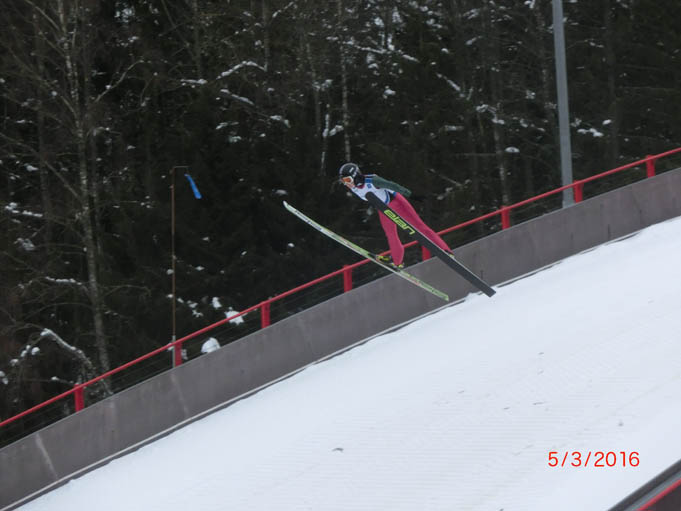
[184, 173, 202, 199]
[170, 167, 202, 367]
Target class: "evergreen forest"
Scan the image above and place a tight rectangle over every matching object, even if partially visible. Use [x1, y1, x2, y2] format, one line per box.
[1, 0, 680, 431]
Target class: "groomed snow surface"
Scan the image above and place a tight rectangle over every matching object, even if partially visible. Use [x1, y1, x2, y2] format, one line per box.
[21, 217, 681, 511]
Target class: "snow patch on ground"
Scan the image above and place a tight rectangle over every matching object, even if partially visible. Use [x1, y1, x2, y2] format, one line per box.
[18, 216, 681, 511]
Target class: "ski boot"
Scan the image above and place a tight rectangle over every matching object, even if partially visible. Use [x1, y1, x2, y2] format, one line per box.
[377, 254, 405, 269]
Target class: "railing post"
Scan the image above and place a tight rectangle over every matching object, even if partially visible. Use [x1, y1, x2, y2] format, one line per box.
[646, 156, 656, 178]
[342, 265, 353, 292]
[260, 301, 271, 328]
[173, 340, 183, 366]
[501, 208, 511, 230]
[74, 385, 85, 412]
[421, 246, 431, 260]
[573, 182, 584, 203]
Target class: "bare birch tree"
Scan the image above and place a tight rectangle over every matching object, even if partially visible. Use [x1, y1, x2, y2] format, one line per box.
[1, 0, 140, 373]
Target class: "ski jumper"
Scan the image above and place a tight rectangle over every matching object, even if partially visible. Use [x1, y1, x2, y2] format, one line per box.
[349, 174, 451, 265]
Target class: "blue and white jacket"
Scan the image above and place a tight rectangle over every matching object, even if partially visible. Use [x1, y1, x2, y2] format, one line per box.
[349, 174, 412, 205]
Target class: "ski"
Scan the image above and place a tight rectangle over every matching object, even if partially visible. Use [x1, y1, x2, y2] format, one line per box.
[283, 201, 449, 302]
[365, 192, 496, 297]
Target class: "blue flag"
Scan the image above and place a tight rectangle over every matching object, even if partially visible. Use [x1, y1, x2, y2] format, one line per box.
[184, 173, 202, 199]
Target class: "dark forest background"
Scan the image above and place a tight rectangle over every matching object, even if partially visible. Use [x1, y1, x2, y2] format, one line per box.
[1, 0, 680, 424]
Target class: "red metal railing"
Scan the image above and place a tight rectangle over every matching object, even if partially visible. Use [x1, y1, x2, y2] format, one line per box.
[638, 473, 681, 510]
[1, 147, 680, 435]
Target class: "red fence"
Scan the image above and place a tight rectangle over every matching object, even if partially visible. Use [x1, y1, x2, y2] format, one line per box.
[2, 147, 681, 439]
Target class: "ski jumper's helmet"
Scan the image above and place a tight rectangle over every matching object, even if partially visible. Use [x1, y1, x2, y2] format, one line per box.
[339, 163, 364, 186]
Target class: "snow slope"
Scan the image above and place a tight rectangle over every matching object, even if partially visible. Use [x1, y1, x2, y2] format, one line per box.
[19, 216, 681, 511]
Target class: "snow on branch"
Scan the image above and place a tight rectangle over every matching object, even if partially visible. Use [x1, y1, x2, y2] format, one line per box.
[4, 202, 44, 219]
[94, 59, 143, 104]
[37, 328, 111, 394]
[323, 125, 344, 138]
[180, 79, 208, 88]
[269, 115, 290, 128]
[219, 89, 255, 107]
[217, 61, 266, 80]
[2, 327, 107, 392]
[271, 1, 296, 21]
[44, 276, 86, 288]
[577, 127, 605, 138]
[0, 133, 80, 199]
[39, 329, 92, 365]
[343, 41, 420, 64]
[435, 72, 462, 95]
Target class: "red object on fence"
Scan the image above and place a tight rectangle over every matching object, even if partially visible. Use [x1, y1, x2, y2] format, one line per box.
[501, 208, 511, 229]
[1, 147, 680, 432]
[260, 301, 271, 328]
[573, 182, 584, 203]
[173, 342, 183, 367]
[421, 247, 431, 260]
[646, 156, 656, 178]
[343, 265, 353, 292]
[74, 386, 85, 412]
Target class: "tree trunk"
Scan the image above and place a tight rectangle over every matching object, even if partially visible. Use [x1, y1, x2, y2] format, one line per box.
[450, 0, 483, 232]
[484, 4, 511, 206]
[80, 12, 104, 259]
[59, 0, 110, 372]
[524, 156, 535, 199]
[261, 0, 270, 72]
[465, 112, 483, 233]
[191, 0, 203, 77]
[320, 107, 330, 175]
[533, 4, 560, 173]
[491, 109, 510, 206]
[603, 0, 620, 167]
[33, 11, 54, 246]
[304, 38, 322, 140]
[337, 0, 351, 162]
[77, 126, 110, 373]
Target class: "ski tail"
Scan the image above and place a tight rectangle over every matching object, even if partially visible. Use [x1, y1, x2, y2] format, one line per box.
[365, 192, 496, 297]
[283, 201, 449, 302]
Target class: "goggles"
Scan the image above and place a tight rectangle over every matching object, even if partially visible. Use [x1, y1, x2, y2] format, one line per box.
[341, 175, 354, 186]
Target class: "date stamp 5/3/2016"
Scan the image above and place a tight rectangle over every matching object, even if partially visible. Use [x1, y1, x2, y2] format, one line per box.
[548, 451, 640, 468]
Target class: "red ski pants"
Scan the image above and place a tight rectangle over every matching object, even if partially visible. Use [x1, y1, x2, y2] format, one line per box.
[378, 193, 451, 266]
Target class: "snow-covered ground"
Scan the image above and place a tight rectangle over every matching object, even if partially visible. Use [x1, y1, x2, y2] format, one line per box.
[19, 216, 681, 511]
